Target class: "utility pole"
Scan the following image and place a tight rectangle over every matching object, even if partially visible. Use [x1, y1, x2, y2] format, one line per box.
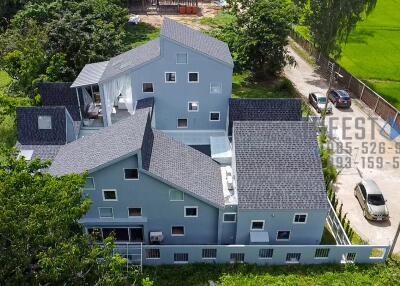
[389, 222, 400, 257]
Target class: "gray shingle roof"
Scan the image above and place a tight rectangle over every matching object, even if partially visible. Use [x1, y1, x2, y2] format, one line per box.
[71, 61, 109, 88]
[141, 129, 224, 208]
[233, 121, 329, 210]
[49, 108, 151, 176]
[100, 39, 160, 82]
[161, 18, 233, 66]
[16, 142, 61, 161]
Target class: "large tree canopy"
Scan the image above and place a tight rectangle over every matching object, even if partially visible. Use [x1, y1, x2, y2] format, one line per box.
[305, 0, 377, 58]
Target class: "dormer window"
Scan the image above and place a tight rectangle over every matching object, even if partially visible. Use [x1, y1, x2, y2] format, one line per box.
[38, 115, 52, 129]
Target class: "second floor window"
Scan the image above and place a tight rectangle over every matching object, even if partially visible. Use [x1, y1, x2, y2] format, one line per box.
[169, 189, 184, 201]
[165, 72, 176, 83]
[293, 213, 307, 224]
[188, 101, 199, 112]
[188, 72, 199, 83]
[210, 82, 222, 94]
[124, 168, 139, 180]
[210, 112, 220, 121]
[99, 207, 114, 218]
[177, 118, 188, 128]
[143, 83, 154, 93]
[102, 189, 117, 201]
[128, 208, 142, 217]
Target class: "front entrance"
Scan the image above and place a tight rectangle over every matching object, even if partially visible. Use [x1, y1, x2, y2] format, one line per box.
[130, 227, 144, 242]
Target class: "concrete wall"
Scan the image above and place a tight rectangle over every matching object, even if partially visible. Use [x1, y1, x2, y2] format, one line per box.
[82, 155, 220, 245]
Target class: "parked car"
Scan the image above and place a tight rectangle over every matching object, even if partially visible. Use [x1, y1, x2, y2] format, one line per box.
[308, 92, 333, 114]
[354, 179, 389, 221]
[328, 89, 352, 108]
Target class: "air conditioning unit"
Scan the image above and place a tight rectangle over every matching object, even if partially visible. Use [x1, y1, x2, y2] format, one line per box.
[149, 231, 164, 244]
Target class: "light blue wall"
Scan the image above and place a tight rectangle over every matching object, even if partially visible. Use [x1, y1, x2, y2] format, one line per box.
[235, 209, 328, 245]
[131, 37, 233, 131]
[82, 155, 220, 245]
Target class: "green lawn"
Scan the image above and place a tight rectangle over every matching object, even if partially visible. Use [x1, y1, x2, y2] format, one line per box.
[124, 23, 160, 50]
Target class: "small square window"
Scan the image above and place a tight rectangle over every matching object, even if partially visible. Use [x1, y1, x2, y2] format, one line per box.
[128, 208, 142, 217]
[210, 82, 222, 94]
[171, 226, 185, 236]
[38, 115, 52, 129]
[124, 169, 139, 180]
[177, 118, 188, 128]
[165, 72, 176, 83]
[277, 230, 291, 240]
[223, 213, 236, 223]
[143, 83, 154, 93]
[146, 248, 160, 259]
[251, 220, 264, 231]
[188, 72, 199, 83]
[188, 101, 199, 112]
[169, 189, 184, 201]
[210, 112, 220, 121]
[184, 206, 198, 217]
[176, 53, 188, 64]
[293, 213, 307, 224]
[84, 177, 95, 189]
[102, 189, 117, 201]
[99, 207, 114, 218]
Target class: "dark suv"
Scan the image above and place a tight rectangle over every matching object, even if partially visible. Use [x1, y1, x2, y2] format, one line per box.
[328, 89, 352, 108]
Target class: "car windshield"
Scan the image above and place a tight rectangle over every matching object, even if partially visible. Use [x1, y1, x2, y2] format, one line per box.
[318, 97, 327, 104]
[368, 194, 385, 206]
[341, 96, 350, 100]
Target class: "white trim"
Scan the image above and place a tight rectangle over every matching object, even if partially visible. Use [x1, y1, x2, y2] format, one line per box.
[165, 72, 177, 83]
[223, 212, 237, 223]
[98, 207, 114, 219]
[169, 189, 184, 201]
[123, 168, 139, 180]
[177, 118, 188, 128]
[102, 189, 118, 201]
[209, 111, 220, 122]
[176, 52, 188, 64]
[276, 230, 291, 241]
[142, 82, 154, 93]
[293, 213, 308, 224]
[184, 206, 198, 218]
[171, 225, 185, 236]
[187, 72, 199, 83]
[84, 177, 96, 190]
[128, 207, 142, 217]
[250, 220, 265, 231]
[188, 101, 199, 112]
[210, 82, 222, 94]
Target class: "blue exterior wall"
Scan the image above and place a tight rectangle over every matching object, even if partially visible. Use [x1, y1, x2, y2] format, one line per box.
[82, 155, 220, 245]
[235, 209, 328, 245]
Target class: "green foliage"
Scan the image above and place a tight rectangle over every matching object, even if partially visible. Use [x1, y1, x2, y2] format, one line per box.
[124, 22, 160, 49]
[320, 225, 337, 245]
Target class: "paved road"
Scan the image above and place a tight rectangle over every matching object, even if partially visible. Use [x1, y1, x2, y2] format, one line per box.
[285, 45, 400, 253]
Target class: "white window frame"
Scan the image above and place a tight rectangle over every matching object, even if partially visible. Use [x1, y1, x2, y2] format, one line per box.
[102, 189, 118, 202]
[177, 118, 188, 129]
[188, 101, 199, 112]
[250, 220, 265, 231]
[176, 53, 188, 64]
[165, 72, 177, 83]
[171, 225, 185, 236]
[209, 111, 220, 122]
[128, 207, 142, 217]
[169, 189, 184, 201]
[142, 82, 154, 93]
[84, 177, 95, 190]
[210, 82, 222, 94]
[146, 248, 161, 260]
[187, 72, 199, 83]
[98, 207, 114, 219]
[223, 213, 237, 223]
[293, 213, 308, 224]
[276, 230, 291, 241]
[184, 206, 198, 218]
[38, 115, 52, 130]
[123, 168, 139, 180]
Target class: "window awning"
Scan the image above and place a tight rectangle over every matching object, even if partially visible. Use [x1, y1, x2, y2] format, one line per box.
[250, 231, 269, 243]
[71, 61, 109, 88]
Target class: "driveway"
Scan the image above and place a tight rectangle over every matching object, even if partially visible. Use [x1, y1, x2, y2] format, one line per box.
[285, 44, 400, 253]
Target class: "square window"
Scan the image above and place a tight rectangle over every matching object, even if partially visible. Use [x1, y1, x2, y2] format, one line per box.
[38, 115, 52, 129]
[176, 53, 188, 64]
[251, 220, 264, 231]
[84, 177, 95, 189]
[169, 189, 184, 201]
[171, 226, 185, 236]
[223, 213, 236, 223]
[188, 72, 199, 83]
[124, 168, 139, 180]
[99, 207, 114, 218]
[174, 253, 188, 263]
[277, 230, 290, 240]
[143, 83, 154, 93]
[177, 118, 188, 128]
[202, 249, 217, 259]
[184, 206, 198, 217]
[128, 208, 142, 217]
[102, 189, 117, 201]
[146, 248, 160, 259]
[210, 82, 222, 94]
[210, 112, 220, 121]
[165, 72, 176, 83]
[293, 213, 307, 223]
[188, 101, 199, 112]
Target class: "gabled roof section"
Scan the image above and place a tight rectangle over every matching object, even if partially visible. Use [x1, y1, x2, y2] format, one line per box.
[100, 39, 161, 82]
[71, 61, 109, 88]
[141, 128, 224, 208]
[233, 121, 329, 210]
[161, 18, 233, 66]
[49, 108, 151, 176]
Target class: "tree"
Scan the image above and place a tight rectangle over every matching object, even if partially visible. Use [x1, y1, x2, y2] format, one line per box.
[305, 0, 377, 58]
[218, 0, 298, 79]
[0, 149, 145, 285]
